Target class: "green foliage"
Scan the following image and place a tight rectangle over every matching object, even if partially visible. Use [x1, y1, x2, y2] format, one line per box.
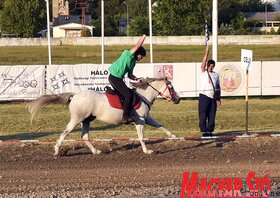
[219, 23, 235, 35]
[0, 0, 276, 37]
[239, 0, 273, 12]
[234, 18, 262, 35]
[127, 0, 149, 35]
[218, 0, 242, 27]
[218, 0, 271, 35]
[153, 0, 211, 36]
[277, 27, 280, 35]
[92, 0, 125, 36]
[269, 28, 277, 35]
[81, 27, 91, 37]
[0, 0, 46, 37]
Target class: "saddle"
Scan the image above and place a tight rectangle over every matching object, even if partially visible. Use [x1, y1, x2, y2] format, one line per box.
[104, 86, 142, 110]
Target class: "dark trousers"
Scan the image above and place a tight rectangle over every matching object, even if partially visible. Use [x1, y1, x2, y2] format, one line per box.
[108, 74, 133, 118]
[198, 94, 217, 133]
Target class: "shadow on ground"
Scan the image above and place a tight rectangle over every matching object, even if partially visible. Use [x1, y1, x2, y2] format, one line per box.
[0, 132, 59, 140]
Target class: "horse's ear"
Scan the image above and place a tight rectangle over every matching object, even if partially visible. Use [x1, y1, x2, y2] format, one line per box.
[145, 77, 156, 83]
[141, 77, 149, 83]
[131, 79, 149, 89]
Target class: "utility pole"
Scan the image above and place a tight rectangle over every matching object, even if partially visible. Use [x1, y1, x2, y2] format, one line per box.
[212, 0, 218, 62]
[45, 0, 52, 67]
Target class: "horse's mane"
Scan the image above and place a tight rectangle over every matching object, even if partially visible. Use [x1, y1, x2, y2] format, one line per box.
[131, 77, 165, 89]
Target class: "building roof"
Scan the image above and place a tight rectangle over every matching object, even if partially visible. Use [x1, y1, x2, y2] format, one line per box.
[53, 22, 93, 30]
[53, 14, 92, 27]
[244, 12, 280, 21]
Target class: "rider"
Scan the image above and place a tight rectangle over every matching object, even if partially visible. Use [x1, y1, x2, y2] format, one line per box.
[108, 34, 147, 124]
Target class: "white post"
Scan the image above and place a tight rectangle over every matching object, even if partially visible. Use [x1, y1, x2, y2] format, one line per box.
[265, 2, 268, 35]
[101, 0, 104, 66]
[126, 3, 129, 36]
[212, 0, 218, 62]
[45, 0, 51, 66]
[148, 0, 153, 63]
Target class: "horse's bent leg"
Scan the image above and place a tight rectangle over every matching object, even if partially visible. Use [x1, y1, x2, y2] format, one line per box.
[81, 118, 101, 155]
[54, 118, 79, 156]
[145, 115, 176, 138]
[135, 118, 153, 154]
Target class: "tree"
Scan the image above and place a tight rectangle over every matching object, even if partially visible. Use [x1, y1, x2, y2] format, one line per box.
[153, 0, 211, 36]
[0, 0, 3, 10]
[219, 23, 235, 35]
[218, 0, 243, 27]
[124, 0, 149, 35]
[0, 0, 46, 37]
[277, 27, 280, 35]
[79, 0, 276, 36]
[81, 27, 91, 37]
[239, 0, 274, 12]
[218, 0, 274, 35]
[92, 0, 125, 36]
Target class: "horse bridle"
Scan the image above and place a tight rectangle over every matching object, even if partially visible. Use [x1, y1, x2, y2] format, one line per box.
[148, 78, 177, 101]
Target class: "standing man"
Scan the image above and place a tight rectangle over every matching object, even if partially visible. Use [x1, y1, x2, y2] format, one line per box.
[198, 47, 221, 137]
[108, 34, 146, 124]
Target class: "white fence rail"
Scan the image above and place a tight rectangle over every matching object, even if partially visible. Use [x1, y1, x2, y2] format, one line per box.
[1, 35, 280, 46]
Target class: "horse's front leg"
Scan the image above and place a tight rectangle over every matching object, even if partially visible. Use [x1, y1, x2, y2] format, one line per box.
[81, 118, 101, 155]
[135, 117, 153, 154]
[145, 115, 177, 138]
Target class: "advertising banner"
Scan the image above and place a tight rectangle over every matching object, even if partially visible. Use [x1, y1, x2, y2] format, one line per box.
[134, 63, 197, 97]
[0, 65, 45, 100]
[215, 62, 261, 96]
[46, 64, 110, 93]
[262, 61, 280, 95]
[1, 61, 280, 101]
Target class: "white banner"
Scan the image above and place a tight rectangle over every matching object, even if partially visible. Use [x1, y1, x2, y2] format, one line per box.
[0, 65, 45, 100]
[46, 64, 110, 93]
[1, 61, 280, 101]
[262, 61, 280, 95]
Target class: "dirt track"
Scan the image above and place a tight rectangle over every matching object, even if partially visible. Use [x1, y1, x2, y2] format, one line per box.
[0, 136, 280, 197]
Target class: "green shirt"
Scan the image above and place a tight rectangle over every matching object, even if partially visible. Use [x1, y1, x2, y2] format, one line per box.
[109, 50, 136, 79]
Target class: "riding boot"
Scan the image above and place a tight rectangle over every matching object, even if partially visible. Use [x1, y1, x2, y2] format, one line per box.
[122, 114, 134, 125]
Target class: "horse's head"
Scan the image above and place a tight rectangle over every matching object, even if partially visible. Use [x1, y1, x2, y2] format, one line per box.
[133, 77, 180, 104]
[160, 77, 180, 104]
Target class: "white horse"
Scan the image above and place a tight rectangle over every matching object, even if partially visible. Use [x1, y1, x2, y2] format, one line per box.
[28, 78, 180, 156]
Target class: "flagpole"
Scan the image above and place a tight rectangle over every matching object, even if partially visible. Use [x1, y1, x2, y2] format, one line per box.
[101, 0, 104, 66]
[212, 0, 218, 62]
[205, 20, 209, 47]
[45, 0, 51, 66]
[148, 0, 153, 63]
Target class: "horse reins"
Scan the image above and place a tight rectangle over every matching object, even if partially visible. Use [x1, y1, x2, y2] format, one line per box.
[147, 80, 176, 101]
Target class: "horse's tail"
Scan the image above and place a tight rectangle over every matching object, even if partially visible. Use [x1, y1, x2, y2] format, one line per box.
[28, 92, 74, 124]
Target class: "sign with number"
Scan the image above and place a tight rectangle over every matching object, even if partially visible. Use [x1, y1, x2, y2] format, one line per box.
[241, 49, 253, 71]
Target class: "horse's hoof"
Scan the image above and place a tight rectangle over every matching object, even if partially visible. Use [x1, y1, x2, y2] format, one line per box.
[94, 149, 102, 155]
[53, 148, 68, 156]
[145, 150, 154, 154]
